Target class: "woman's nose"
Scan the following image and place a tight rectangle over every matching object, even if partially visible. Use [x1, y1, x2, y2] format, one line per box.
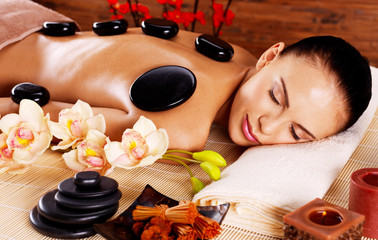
[258, 114, 285, 136]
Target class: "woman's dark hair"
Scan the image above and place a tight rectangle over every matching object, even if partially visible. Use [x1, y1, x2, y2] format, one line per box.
[279, 36, 372, 132]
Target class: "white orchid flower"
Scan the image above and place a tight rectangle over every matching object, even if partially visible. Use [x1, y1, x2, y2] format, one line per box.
[0, 99, 52, 173]
[105, 116, 169, 169]
[50, 100, 106, 150]
[63, 129, 113, 176]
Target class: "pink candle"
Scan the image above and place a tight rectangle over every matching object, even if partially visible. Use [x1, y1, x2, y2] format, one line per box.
[349, 168, 378, 239]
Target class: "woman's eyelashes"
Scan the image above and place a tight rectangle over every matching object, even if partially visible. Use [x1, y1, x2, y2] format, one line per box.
[269, 89, 281, 106]
[290, 124, 301, 141]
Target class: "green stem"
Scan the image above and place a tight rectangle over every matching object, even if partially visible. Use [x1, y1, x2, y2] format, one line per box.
[162, 156, 194, 177]
[162, 154, 201, 164]
[165, 150, 193, 156]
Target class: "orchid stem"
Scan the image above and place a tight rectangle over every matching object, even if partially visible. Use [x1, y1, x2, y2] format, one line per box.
[162, 156, 194, 177]
[165, 150, 193, 156]
[162, 154, 201, 164]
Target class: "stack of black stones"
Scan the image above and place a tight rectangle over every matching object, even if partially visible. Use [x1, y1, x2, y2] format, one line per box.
[29, 171, 122, 239]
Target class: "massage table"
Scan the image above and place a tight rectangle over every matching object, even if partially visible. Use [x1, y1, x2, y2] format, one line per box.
[0, 104, 376, 240]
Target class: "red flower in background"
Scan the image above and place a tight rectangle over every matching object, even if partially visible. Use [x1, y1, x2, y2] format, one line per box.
[111, 14, 124, 20]
[107, 0, 233, 36]
[117, 2, 151, 21]
[195, 11, 206, 25]
[131, 3, 152, 20]
[212, 2, 235, 28]
[157, 0, 183, 9]
[107, 0, 118, 5]
[164, 9, 194, 28]
[118, 3, 129, 14]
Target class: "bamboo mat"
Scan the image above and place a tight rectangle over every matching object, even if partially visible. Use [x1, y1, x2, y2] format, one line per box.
[0, 108, 377, 240]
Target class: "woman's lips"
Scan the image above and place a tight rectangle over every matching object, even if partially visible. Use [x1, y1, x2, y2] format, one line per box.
[242, 115, 259, 143]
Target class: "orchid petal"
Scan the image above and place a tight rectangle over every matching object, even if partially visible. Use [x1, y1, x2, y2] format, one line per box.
[0, 114, 20, 134]
[86, 114, 106, 134]
[71, 100, 94, 120]
[137, 155, 160, 168]
[49, 121, 71, 140]
[86, 156, 105, 167]
[58, 109, 81, 126]
[110, 153, 139, 168]
[29, 132, 52, 155]
[86, 130, 107, 146]
[70, 120, 84, 138]
[12, 148, 37, 165]
[19, 99, 45, 132]
[146, 129, 169, 156]
[133, 116, 157, 137]
[51, 138, 81, 151]
[104, 141, 126, 164]
[62, 149, 86, 172]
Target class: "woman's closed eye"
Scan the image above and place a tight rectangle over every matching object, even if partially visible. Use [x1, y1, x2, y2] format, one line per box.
[290, 124, 301, 141]
[290, 123, 316, 142]
[269, 89, 281, 106]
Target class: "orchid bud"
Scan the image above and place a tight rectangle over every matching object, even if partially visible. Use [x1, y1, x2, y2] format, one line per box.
[192, 150, 226, 167]
[200, 161, 221, 181]
[190, 177, 205, 194]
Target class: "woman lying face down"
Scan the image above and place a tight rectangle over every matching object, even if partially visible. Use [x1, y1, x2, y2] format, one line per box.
[0, 29, 371, 151]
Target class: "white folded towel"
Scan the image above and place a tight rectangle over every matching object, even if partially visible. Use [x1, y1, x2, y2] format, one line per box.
[193, 67, 378, 238]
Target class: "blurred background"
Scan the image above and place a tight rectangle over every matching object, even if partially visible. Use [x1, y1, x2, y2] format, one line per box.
[33, 0, 378, 67]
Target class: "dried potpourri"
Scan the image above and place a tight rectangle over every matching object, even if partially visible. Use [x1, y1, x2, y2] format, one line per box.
[132, 202, 222, 239]
[93, 185, 230, 240]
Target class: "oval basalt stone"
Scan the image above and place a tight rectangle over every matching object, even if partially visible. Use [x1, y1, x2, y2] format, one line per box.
[195, 34, 234, 62]
[92, 19, 128, 36]
[42, 22, 77, 36]
[141, 18, 179, 39]
[11, 82, 50, 107]
[130, 65, 197, 111]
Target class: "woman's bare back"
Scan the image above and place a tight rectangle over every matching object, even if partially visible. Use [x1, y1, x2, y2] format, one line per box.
[0, 28, 256, 151]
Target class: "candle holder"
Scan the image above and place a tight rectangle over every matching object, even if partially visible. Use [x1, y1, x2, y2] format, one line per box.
[283, 198, 364, 240]
[349, 168, 378, 239]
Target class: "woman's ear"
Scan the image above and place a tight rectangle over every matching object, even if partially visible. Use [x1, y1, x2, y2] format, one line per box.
[256, 42, 285, 71]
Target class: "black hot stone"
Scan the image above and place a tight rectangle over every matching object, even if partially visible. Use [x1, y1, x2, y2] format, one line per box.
[130, 66, 196, 111]
[42, 22, 77, 36]
[73, 171, 101, 189]
[55, 190, 122, 210]
[195, 34, 234, 62]
[11, 82, 50, 107]
[58, 175, 118, 198]
[141, 18, 179, 39]
[37, 190, 119, 225]
[92, 19, 128, 36]
[30, 207, 96, 239]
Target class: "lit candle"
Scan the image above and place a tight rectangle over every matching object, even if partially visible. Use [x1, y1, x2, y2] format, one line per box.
[283, 198, 364, 240]
[349, 168, 378, 239]
[309, 210, 343, 226]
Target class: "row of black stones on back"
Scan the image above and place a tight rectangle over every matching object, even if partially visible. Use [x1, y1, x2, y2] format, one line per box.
[29, 171, 122, 239]
[17, 18, 233, 111]
[41, 18, 234, 62]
